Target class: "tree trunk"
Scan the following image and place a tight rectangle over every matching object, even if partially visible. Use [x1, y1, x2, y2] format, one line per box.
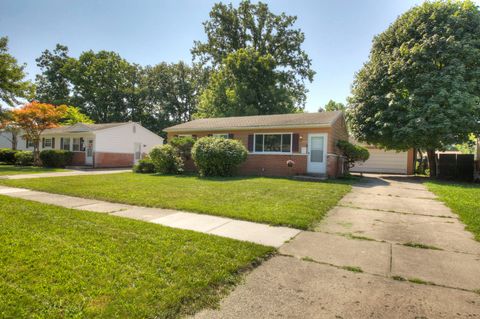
[11, 132, 17, 150]
[426, 149, 437, 177]
[33, 143, 41, 167]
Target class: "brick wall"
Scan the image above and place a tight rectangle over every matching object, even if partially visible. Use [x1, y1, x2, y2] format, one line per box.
[94, 152, 134, 168]
[167, 119, 349, 177]
[71, 152, 86, 166]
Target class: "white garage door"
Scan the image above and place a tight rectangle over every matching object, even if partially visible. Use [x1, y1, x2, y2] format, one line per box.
[350, 149, 408, 174]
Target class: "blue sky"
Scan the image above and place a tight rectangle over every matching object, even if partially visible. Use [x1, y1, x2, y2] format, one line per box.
[2, 0, 478, 111]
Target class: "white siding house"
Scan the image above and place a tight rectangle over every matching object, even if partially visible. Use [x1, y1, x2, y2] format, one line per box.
[1, 122, 163, 168]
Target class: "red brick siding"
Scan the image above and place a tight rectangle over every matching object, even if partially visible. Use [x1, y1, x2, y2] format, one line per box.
[71, 152, 86, 166]
[167, 122, 349, 177]
[94, 152, 134, 168]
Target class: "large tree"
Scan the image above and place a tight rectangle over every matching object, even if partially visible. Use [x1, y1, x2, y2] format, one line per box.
[348, 0, 480, 176]
[62, 50, 139, 123]
[192, 0, 314, 110]
[0, 37, 35, 106]
[140, 61, 204, 134]
[196, 48, 294, 118]
[35, 44, 71, 105]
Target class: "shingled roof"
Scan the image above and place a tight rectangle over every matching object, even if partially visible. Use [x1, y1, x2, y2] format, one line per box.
[164, 111, 343, 132]
[43, 122, 129, 134]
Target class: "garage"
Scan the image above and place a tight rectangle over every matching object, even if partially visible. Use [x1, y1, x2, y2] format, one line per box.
[350, 148, 413, 174]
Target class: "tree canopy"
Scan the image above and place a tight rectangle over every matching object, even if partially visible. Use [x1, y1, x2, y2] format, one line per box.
[319, 100, 346, 112]
[196, 48, 295, 118]
[60, 106, 94, 125]
[348, 0, 480, 175]
[192, 0, 314, 109]
[0, 37, 35, 106]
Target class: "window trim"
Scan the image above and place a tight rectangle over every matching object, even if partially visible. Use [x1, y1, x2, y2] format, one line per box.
[253, 132, 293, 155]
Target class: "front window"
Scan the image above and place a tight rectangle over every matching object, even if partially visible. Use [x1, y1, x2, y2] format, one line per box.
[212, 133, 229, 139]
[27, 140, 35, 148]
[73, 138, 81, 151]
[254, 133, 292, 153]
[62, 138, 71, 151]
[44, 138, 52, 148]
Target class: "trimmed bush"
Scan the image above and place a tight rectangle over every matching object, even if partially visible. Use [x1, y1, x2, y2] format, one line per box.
[169, 136, 195, 161]
[14, 151, 34, 166]
[133, 157, 156, 174]
[39, 150, 74, 168]
[192, 137, 247, 177]
[0, 148, 18, 164]
[337, 140, 370, 168]
[149, 145, 184, 174]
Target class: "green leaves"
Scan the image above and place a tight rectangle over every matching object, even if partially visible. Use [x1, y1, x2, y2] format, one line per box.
[0, 37, 35, 106]
[192, 0, 314, 109]
[349, 0, 480, 151]
[196, 48, 296, 118]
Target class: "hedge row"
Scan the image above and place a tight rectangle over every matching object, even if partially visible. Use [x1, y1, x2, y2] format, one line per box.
[0, 148, 73, 168]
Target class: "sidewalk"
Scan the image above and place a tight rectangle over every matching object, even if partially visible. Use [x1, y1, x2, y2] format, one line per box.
[0, 168, 132, 180]
[0, 185, 300, 247]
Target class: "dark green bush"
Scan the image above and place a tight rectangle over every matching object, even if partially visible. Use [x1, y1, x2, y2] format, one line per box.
[39, 150, 74, 168]
[169, 136, 196, 161]
[192, 137, 247, 177]
[133, 157, 156, 174]
[149, 145, 184, 174]
[337, 140, 370, 168]
[14, 151, 34, 166]
[0, 148, 18, 164]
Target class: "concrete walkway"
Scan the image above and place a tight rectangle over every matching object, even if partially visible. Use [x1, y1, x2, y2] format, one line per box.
[0, 185, 300, 248]
[0, 168, 131, 180]
[195, 175, 480, 318]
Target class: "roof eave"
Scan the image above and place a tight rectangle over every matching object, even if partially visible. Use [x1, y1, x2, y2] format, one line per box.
[164, 123, 332, 133]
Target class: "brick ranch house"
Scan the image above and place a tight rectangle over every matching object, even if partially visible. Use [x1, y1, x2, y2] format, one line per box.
[164, 111, 349, 177]
[3, 122, 163, 168]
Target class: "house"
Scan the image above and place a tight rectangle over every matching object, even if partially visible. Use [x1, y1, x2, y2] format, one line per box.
[349, 143, 415, 175]
[164, 111, 349, 177]
[1, 122, 163, 168]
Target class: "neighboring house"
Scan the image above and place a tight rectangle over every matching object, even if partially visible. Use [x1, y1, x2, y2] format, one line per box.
[349, 143, 415, 175]
[1, 122, 163, 168]
[164, 112, 348, 177]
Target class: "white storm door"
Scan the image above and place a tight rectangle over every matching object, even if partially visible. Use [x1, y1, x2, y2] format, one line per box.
[307, 134, 327, 174]
[85, 139, 94, 165]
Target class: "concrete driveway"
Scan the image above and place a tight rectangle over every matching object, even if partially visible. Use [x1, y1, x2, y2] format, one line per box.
[195, 175, 480, 318]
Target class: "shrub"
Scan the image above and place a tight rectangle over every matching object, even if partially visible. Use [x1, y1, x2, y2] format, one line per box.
[169, 136, 196, 161]
[133, 157, 156, 174]
[40, 150, 74, 168]
[0, 148, 18, 164]
[14, 151, 34, 166]
[337, 140, 370, 168]
[149, 144, 184, 174]
[192, 137, 247, 177]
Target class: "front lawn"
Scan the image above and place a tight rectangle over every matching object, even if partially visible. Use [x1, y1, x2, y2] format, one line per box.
[0, 195, 272, 318]
[0, 164, 68, 176]
[426, 181, 480, 241]
[0, 173, 353, 229]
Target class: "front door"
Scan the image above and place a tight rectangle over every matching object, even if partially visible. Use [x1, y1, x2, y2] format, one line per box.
[85, 139, 94, 165]
[307, 134, 327, 174]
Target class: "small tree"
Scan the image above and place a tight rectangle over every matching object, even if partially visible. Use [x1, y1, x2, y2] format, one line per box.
[12, 102, 67, 165]
[337, 140, 370, 169]
[61, 106, 94, 125]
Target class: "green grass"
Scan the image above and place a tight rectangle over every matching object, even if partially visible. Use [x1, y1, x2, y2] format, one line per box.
[402, 242, 442, 250]
[0, 164, 68, 176]
[0, 173, 353, 229]
[0, 195, 272, 318]
[341, 266, 363, 273]
[425, 181, 480, 241]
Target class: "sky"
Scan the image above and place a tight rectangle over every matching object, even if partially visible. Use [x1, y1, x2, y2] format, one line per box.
[1, 0, 478, 112]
